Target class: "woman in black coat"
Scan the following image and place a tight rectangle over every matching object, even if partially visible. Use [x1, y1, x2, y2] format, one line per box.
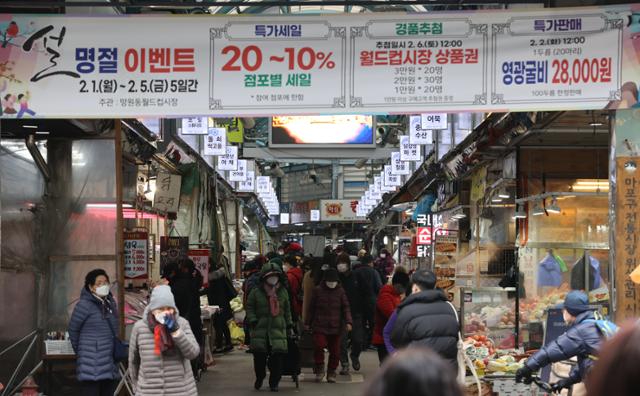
[207, 256, 236, 352]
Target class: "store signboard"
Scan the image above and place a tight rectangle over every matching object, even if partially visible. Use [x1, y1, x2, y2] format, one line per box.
[256, 176, 271, 194]
[188, 249, 210, 288]
[391, 152, 411, 176]
[416, 227, 432, 245]
[217, 145, 238, 171]
[160, 236, 189, 272]
[400, 135, 422, 162]
[180, 117, 208, 135]
[384, 165, 402, 187]
[0, 7, 635, 118]
[237, 170, 255, 192]
[153, 173, 181, 213]
[421, 114, 448, 130]
[409, 115, 433, 145]
[204, 127, 227, 156]
[229, 159, 247, 182]
[320, 199, 364, 222]
[124, 231, 148, 279]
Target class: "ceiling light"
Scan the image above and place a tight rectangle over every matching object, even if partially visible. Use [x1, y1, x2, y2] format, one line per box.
[383, 236, 389, 244]
[514, 205, 527, 219]
[547, 197, 561, 214]
[491, 196, 503, 203]
[589, 122, 603, 127]
[23, 125, 38, 129]
[532, 201, 545, 216]
[35, 131, 50, 135]
[295, 223, 304, 226]
[498, 188, 510, 199]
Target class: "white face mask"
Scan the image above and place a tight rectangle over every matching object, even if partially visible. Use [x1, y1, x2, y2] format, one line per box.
[154, 312, 166, 324]
[278, 250, 284, 256]
[266, 276, 279, 286]
[337, 263, 349, 273]
[95, 284, 110, 297]
[380, 254, 387, 259]
[321, 264, 330, 271]
[326, 281, 338, 289]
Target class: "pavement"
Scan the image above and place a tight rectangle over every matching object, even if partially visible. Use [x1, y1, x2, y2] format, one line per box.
[197, 348, 379, 396]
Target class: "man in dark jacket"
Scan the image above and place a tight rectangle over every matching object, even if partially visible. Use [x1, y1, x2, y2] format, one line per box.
[516, 290, 604, 393]
[337, 253, 366, 374]
[390, 269, 459, 374]
[352, 254, 382, 349]
[207, 257, 236, 353]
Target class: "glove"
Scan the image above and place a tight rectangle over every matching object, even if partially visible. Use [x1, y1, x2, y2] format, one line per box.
[164, 313, 180, 333]
[515, 366, 533, 384]
[551, 378, 573, 393]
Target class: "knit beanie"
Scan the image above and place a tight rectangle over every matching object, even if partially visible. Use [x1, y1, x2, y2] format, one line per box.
[562, 290, 590, 316]
[148, 285, 178, 312]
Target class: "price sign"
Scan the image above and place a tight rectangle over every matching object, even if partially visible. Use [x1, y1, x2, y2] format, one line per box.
[391, 152, 411, 176]
[400, 135, 422, 162]
[421, 113, 448, 130]
[204, 127, 227, 156]
[217, 145, 238, 171]
[124, 231, 148, 279]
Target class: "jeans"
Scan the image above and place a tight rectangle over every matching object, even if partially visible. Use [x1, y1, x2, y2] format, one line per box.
[340, 315, 364, 367]
[80, 379, 117, 396]
[17, 108, 35, 118]
[313, 332, 341, 372]
[253, 351, 284, 388]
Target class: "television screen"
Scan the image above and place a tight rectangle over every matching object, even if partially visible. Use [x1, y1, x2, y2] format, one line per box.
[270, 115, 374, 147]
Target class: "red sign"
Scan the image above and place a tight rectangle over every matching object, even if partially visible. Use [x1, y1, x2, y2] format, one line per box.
[417, 227, 432, 245]
[188, 249, 210, 288]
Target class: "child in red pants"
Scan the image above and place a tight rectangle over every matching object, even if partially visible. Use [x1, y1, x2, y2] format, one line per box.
[305, 268, 353, 383]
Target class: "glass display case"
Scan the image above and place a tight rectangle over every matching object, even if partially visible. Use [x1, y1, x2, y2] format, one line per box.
[460, 287, 518, 350]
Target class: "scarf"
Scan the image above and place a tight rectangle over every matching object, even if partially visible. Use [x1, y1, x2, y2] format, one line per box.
[147, 312, 174, 356]
[264, 283, 280, 317]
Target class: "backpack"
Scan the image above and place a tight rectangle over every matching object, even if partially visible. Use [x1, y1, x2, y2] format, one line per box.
[586, 311, 619, 339]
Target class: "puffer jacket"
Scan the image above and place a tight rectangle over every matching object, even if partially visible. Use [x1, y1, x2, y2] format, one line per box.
[525, 310, 602, 384]
[390, 289, 459, 372]
[373, 284, 401, 345]
[246, 263, 293, 354]
[306, 283, 353, 335]
[68, 287, 120, 381]
[286, 267, 304, 318]
[128, 314, 200, 396]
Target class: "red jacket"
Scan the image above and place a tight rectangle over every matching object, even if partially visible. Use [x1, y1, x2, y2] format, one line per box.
[286, 267, 304, 317]
[373, 284, 401, 345]
[306, 283, 353, 335]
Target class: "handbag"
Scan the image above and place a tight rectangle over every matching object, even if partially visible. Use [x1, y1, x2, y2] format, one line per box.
[106, 314, 129, 363]
[447, 302, 481, 396]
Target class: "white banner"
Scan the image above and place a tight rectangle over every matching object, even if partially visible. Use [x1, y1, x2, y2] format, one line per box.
[229, 159, 247, 182]
[409, 115, 433, 145]
[384, 164, 403, 187]
[217, 145, 238, 171]
[204, 127, 227, 156]
[181, 117, 208, 135]
[237, 170, 255, 192]
[400, 136, 422, 162]
[421, 113, 448, 130]
[256, 176, 271, 194]
[391, 152, 411, 176]
[0, 8, 631, 118]
[320, 199, 364, 222]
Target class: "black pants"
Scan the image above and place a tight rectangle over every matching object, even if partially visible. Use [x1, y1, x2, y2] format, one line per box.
[340, 314, 364, 367]
[377, 344, 389, 365]
[80, 379, 117, 396]
[253, 351, 284, 388]
[214, 314, 232, 349]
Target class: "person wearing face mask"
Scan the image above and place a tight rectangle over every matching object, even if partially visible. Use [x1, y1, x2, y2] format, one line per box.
[516, 290, 603, 393]
[68, 269, 120, 396]
[373, 271, 410, 364]
[337, 253, 365, 375]
[129, 285, 200, 396]
[246, 261, 293, 392]
[305, 268, 353, 383]
[374, 248, 396, 283]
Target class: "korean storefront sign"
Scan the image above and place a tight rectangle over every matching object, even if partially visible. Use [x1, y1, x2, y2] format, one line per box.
[400, 136, 422, 162]
[409, 115, 433, 145]
[237, 170, 255, 192]
[153, 173, 181, 213]
[1, 6, 637, 118]
[229, 159, 248, 182]
[217, 145, 238, 171]
[124, 231, 148, 279]
[181, 117, 208, 135]
[188, 249, 210, 288]
[320, 199, 364, 222]
[204, 127, 227, 156]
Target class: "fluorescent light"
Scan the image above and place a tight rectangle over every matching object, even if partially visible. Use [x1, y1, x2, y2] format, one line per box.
[23, 125, 38, 129]
[383, 236, 389, 244]
[346, 238, 363, 242]
[35, 131, 50, 135]
[87, 203, 133, 209]
[491, 197, 503, 203]
[547, 197, 561, 214]
[532, 201, 545, 216]
[589, 122, 603, 127]
[514, 205, 527, 219]
[295, 223, 304, 226]
[498, 189, 510, 199]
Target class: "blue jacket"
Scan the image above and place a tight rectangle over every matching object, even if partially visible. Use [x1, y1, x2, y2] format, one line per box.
[537, 254, 563, 287]
[525, 310, 602, 384]
[68, 287, 120, 381]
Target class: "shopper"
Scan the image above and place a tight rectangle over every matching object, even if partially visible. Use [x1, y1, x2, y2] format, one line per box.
[516, 290, 604, 392]
[242, 255, 267, 348]
[305, 268, 353, 383]
[374, 248, 395, 282]
[390, 269, 459, 373]
[207, 256, 236, 353]
[283, 254, 304, 322]
[302, 256, 324, 323]
[245, 261, 293, 392]
[164, 259, 203, 344]
[373, 272, 410, 364]
[337, 253, 366, 374]
[353, 254, 382, 349]
[128, 285, 200, 396]
[363, 348, 463, 396]
[587, 322, 640, 396]
[68, 269, 120, 396]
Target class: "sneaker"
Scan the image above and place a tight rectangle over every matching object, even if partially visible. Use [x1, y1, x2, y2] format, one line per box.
[339, 365, 350, 376]
[314, 366, 325, 383]
[223, 345, 234, 353]
[352, 357, 361, 372]
[254, 378, 264, 390]
[327, 372, 337, 383]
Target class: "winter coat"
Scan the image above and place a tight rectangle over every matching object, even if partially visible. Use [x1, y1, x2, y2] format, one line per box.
[391, 289, 459, 372]
[373, 284, 402, 345]
[68, 288, 120, 382]
[243, 271, 261, 306]
[537, 254, 563, 287]
[352, 263, 382, 318]
[383, 310, 398, 354]
[339, 271, 365, 316]
[306, 283, 353, 335]
[286, 267, 304, 318]
[525, 310, 602, 384]
[246, 263, 293, 353]
[128, 315, 200, 396]
[374, 257, 395, 280]
[207, 271, 234, 322]
[302, 271, 316, 324]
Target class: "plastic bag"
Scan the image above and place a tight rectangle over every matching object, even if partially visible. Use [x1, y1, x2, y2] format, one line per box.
[229, 320, 245, 345]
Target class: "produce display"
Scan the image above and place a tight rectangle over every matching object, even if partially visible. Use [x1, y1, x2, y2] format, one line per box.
[464, 337, 526, 377]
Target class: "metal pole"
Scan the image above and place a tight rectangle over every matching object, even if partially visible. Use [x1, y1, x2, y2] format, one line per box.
[115, 120, 125, 337]
[1, 333, 38, 396]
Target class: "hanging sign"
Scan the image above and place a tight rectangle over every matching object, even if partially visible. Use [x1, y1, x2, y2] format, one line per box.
[320, 199, 364, 222]
[237, 170, 255, 192]
[160, 236, 189, 272]
[391, 152, 411, 176]
[188, 249, 210, 288]
[310, 209, 320, 222]
[400, 135, 422, 162]
[217, 145, 238, 171]
[180, 117, 208, 135]
[409, 115, 433, 145]
[204, 127, 227, 156]
[229, 159, 247, 182]
[124, 231, 148, 279]
[421, 113, 448, 130]
[256, 176, 271, 194]
[384, 164, 402, 187]
[153, 173, 182, 213]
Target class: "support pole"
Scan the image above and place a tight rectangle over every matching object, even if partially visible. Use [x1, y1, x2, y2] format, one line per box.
[115, 120, 125, 337]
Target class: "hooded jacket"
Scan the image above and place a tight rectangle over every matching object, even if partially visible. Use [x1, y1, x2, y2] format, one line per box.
[286, 266, 304, 318]
[352, 261, 382, 317]
[306, 282, 353, 335]
[245, 262, 293, 353]
[339, 269, 365, 316]
[373, 284, 402, 345]
[128, 286, 200, 396]
[68, 287, 120, 382]
[525, 310, 602, 384]
[390, 289, 459, 372]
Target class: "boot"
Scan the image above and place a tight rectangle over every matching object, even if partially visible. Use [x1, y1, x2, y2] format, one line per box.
[339, 364, 350, 376]
[351, 355, 361, 371]
[327, 371, 337, 383]
[314, 365, 325, 383]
